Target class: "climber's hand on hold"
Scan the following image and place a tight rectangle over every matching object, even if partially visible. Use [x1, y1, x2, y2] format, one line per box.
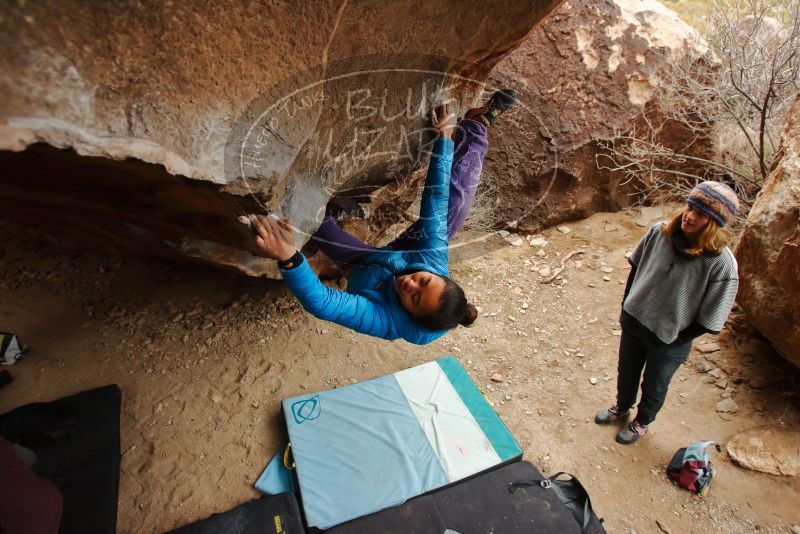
[432, 101, 456, 140]
[250, 214, 297, 261]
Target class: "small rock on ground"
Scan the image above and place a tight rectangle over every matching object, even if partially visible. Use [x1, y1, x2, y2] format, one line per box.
[715, 398, 739, 413]
[727, 427, 800, 476]
[697, 342, 721, 354]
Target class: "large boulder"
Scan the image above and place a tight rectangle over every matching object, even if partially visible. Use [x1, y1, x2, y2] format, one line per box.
[0, 0, 562, 276]
[735, 94, 800, 367]
[727, 427, 800, 477]
[483, 0, 709, 230]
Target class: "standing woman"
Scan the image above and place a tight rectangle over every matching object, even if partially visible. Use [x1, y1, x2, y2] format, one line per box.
[249, 90, 516, 345]
[595, 182, 740, 444]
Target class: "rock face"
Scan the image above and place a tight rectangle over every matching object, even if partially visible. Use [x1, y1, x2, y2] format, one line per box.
[483, 0, 708, 230]
[0, 0, 561, 276]
[735, 95, 800, 367]
[727, 427, 800, 477]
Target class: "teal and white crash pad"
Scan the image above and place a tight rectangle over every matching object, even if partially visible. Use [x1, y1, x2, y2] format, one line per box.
[254, 447, 294, 495]
[282, 355, 522, 529]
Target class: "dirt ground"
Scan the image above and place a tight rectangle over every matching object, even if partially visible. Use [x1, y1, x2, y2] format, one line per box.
[1, 205, 799, 533]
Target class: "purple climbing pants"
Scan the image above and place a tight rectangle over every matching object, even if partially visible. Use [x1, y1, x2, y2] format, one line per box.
[313, 119, 489, 271]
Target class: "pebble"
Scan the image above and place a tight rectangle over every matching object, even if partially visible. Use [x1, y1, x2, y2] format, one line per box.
[749, 376, 773, 389]
[715, 398, 739, 413]
[557, 226, 571, 234]
[501, 232, 524, 246]
[589, 377, 597, 385]
[601, 267, 614, 273]
[539, 266, 551, 277]
[521, 302, 529, 309]
[505, 395, 512, 401]
[211, 393, 223, 403]
[602, 276, 611, 282]
[530, 237, 548, 247]
[694, 360, 712, 373]
[697, 342, 721, 354]
[491, 373, 503, 383]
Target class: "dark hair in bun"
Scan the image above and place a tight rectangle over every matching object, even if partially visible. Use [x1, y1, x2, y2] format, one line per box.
[412, 276, 477, 331]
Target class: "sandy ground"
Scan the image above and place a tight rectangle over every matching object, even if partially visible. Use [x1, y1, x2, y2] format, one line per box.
[1, 205, 799, 534]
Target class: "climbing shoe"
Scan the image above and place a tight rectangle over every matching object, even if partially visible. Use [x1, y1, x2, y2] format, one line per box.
[465, 88, 517, 127]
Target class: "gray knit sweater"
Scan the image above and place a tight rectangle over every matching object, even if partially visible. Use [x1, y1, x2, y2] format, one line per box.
[623, 222, 739, 344]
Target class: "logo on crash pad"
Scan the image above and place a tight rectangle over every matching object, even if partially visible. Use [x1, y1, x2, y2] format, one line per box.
[291, 395, 321, 424]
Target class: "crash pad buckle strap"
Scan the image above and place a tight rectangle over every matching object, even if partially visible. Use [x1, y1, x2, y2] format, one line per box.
[508, 471, 572, 492]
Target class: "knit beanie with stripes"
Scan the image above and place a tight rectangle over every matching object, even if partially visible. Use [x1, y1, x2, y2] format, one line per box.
[687, 181, 739, 227]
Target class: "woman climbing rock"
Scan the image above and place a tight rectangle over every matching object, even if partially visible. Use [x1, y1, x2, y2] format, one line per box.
[595, 182, 740, 444]
[249, 90, 517, 345]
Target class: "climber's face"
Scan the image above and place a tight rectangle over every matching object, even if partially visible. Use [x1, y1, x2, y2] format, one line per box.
[681, 203, 711, 238]
[394, 271, 446, 317]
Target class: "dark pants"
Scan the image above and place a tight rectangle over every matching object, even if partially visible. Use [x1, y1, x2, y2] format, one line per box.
[313, 119, 489, 271]
[616, 313, 692, 426]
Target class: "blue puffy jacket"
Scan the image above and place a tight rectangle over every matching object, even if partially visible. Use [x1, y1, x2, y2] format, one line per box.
[279, 137, 454, 345]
